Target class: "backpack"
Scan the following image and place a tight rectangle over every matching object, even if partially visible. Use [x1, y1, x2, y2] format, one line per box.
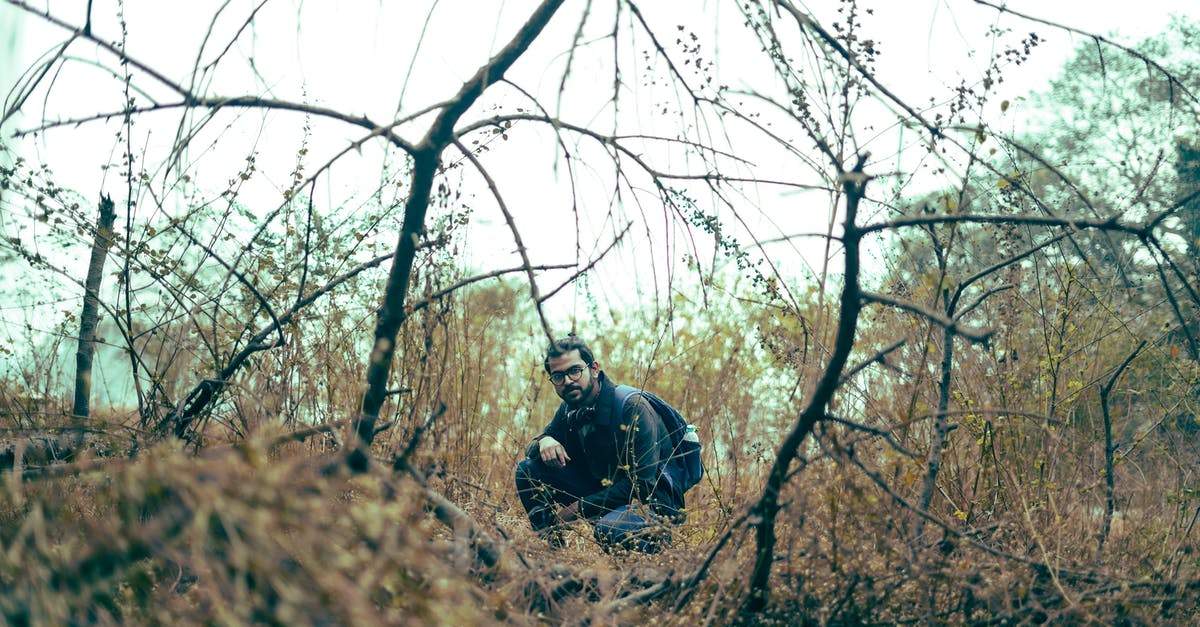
[614, 385, 704, 492]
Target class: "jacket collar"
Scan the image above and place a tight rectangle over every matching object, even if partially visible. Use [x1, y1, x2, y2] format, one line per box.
[590, 372, 620, 427]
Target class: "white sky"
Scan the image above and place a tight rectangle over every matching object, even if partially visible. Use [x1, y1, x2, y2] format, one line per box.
[0, 0, 1188, 396]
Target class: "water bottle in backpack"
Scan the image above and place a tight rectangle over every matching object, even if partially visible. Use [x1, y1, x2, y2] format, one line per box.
[681, 425, 702, 487]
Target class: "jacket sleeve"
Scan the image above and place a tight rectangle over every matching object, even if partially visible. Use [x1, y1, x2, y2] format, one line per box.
[577, 394, 666, 518]
[525, 406, 569, 459]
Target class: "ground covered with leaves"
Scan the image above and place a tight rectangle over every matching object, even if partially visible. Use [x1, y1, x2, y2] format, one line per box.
[1, 428, 1197, 626]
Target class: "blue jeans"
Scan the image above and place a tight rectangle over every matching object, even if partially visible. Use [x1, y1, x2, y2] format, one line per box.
[591, 504, 671, 553]
[514, 457, 600, 530]
[514, 457, 671, 553]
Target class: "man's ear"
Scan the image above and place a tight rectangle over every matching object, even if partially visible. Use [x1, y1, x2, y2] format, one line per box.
[590, 361, 601, 374]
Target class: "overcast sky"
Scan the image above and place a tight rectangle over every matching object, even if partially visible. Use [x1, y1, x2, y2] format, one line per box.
[0, 0, 1189, 393]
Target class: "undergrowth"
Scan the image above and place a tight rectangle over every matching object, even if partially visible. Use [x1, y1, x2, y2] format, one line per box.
[1, 424, 1196, 625]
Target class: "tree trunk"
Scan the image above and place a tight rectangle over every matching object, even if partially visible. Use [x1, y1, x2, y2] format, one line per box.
[914, 313, 955, 542]
[744, 157, 869, 611]
[1099, 342, 1143, 552]
[73, 193, 116, 423]
[348, 0, 567, 470]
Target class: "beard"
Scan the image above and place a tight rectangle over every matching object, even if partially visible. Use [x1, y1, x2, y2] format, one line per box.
[560, 378, 594, 406]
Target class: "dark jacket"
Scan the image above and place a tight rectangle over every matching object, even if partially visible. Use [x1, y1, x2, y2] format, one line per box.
[526, 372, 683, 519]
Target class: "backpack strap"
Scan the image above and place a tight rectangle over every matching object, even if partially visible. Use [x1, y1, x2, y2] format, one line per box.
[612, 385, 689, 517]
[611, 384, 644, 454]
[616, 386, 702, 493]
[612, 384, 678, 470]
[613, 384, 641, 413]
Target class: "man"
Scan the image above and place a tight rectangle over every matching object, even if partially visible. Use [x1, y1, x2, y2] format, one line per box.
[514, 334, 684, 552]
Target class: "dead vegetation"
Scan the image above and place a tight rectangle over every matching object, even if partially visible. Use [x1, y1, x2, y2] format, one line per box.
[2, 1, 1200, 624]
[1, 402, 1197, 625]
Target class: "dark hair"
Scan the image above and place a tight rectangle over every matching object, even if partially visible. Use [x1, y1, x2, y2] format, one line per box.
[544, 333, 596, 372]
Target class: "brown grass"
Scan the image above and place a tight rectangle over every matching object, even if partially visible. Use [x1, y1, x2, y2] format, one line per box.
[1, 415, 1197, 625]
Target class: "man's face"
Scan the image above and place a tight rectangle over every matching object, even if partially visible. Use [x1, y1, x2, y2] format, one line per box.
[547, 349, 600, 406]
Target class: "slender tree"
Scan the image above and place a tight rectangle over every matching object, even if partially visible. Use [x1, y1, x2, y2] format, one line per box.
[72, 193, 115, 421]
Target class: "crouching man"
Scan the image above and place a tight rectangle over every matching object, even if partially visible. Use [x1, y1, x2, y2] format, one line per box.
[515, 334, 684, 552]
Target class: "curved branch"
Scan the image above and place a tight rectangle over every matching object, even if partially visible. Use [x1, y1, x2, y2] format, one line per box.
[820, 414, 917, 459]
[970, 0, 1199, 105]
[774, 1, 949, 145]
[672, 510, 753, 611]
[456, 114, 750, 172]
[745, 153, 870, 612]
[13, 96, 422, 156]
[452, 139, 554, 342]
[837, 339, 906, 386]
[955, 284, 1014, 321]
[537, 223, 633, 304]
[1, 32, 76, 126]
[861, 291, 994, 344]
[8, 1, 422, 155]
[951, 229, 1076, 310]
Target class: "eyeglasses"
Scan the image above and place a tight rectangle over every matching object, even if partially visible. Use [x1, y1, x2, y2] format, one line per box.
[548, 365, 587, 385]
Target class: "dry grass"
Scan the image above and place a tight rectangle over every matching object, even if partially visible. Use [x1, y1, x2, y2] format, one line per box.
[1, 420, 1196, 626]
[0, 281, 1196, 624]
[1, 437, 487, 625]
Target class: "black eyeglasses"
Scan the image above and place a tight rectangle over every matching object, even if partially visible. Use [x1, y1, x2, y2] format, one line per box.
[548, 365, 587, 385]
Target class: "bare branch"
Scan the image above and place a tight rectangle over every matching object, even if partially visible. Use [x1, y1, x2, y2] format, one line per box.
[537, 223, 633, 304]
[673, 510, 753, 611]
[1098, 341, 1145, 552]
[820, 414, 917, 458]
[746, 153, 871, 611]
[861, 291, 994, 344]
[971, 0, 1199, 105]
[955, 284, 1015, 321]
[837, 339, 906, 386]
[7, 0, 422, 154]
[452, 139, 554, 342]
[860, 212, 1135, 237]
[71, 194, 116, 420]
[352, 0, 569, 463]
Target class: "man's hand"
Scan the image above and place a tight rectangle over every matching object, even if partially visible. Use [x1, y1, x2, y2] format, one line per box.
[556, 501, 582, 525]
[538, 436, 571, 467]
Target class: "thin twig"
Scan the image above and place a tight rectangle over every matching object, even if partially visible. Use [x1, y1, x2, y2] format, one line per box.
[838, 339, 906, 386]
[861, 291, 993, 344]
[452, 139, 554, 343]
[970, 0, 1199, 104]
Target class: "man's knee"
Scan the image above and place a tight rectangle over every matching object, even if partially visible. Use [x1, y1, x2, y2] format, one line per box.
[515, 457, 537, 480]
[516, 456, 572, 484]
[593, 506, 670, 553]
[515, 457, 559, 497]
